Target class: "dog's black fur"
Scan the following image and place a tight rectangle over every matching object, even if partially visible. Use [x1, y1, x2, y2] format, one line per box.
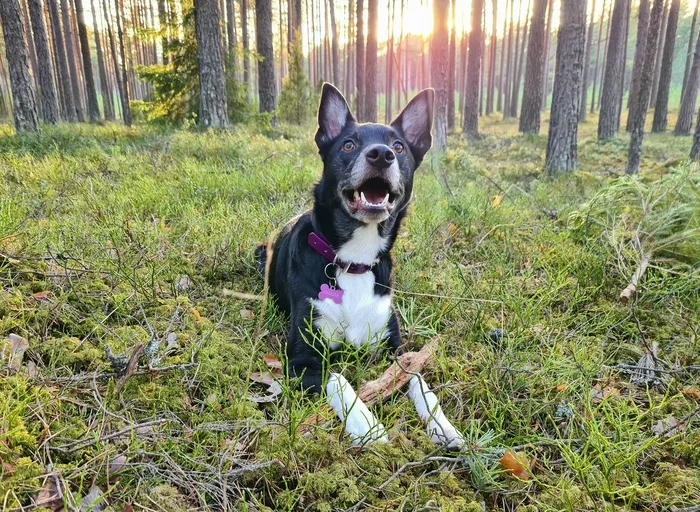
[258, 84, 434, 393]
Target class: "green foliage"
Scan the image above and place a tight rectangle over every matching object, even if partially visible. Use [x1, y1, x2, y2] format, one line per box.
[278, 33, 314, 125]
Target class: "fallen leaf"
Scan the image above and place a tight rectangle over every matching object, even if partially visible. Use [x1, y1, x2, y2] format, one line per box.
[108, 455, 127, 475]
[240, 309, 255, 319]
[682, 387, 700, 401]
[3, 334, 29, 369]
[492, 193, 504, 208]
[2, 462, 14, 474]
[556, 384, 568, 392]
[79, 485, 105, 512]
[35, 476, 64, 512]
[247, 380, 283, 403]
[250, 371, 278, 386]
[447, 223, 458, 234]
[263, 354, 282, 370]
[500, 449, 531, 480]
[0, 252, 20, 264]
[652, 417, 681, 437]
[26, 361, 38, 379]
[176, 275, 193, 292]
[188, 307, 202, 322]
[122, 506, 134, 512]
[591, 385, 621, 403]
[32, 290, 53, 299]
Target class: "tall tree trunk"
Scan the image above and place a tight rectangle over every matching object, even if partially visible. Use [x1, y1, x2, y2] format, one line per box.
[447, 0, 456, 129]
[385, 0, 394, 122]
[626, 0, 664, 174]
[540, 0, 553, 109]
[503, 0, 516, 119]
[651, 0, 679, 132]
[355, 0, 364, 119]
[256, 0, 276, 116]
[579, 0, 596, 121]
[590, 0, 606, 114]
[463, 0, 483, 136]
[74, 0, 100, 121]
[511, 0, 530, 117]
[0, 0, 40, 132]
[60, 0, 84, 120]
[675, 19, 700, 133]
[364, 0, 377, 121]
[47, 0, 75, 120]
[519, 0, 547, 133]
[241, 0, 250, 92]
[649, 0, 669, 106]
[346, 0, 355, 97]
[114, 0, 132, 126]
[682, 0, 699, 100]
[626, 0, 650, 131]
[195, 0, 228, 127]
[90, 0, 114, 120]
[28, 0, 60, 123]
[158, 0, 170, 64]
[486, 0, 497, 114]
[498, 0, 509, 111]
[545, 0, 585, 175]
[431, 0, 449, 149]
[20, 0, 39, 93]
[328, 0, 339, 85]
[597, 0, 629, 139]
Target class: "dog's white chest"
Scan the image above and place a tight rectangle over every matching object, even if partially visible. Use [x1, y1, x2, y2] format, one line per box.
[312, 225, 392, 349]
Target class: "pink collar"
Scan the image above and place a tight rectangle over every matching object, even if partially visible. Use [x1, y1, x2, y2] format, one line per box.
[307, 231, 375, 274]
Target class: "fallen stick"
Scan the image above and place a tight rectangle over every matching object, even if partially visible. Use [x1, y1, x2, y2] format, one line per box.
[620, 251, 652, 303]
[299, 337, 439, 436]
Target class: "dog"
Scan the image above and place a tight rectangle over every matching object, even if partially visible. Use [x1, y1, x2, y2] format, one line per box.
[258, 83, 464, 449]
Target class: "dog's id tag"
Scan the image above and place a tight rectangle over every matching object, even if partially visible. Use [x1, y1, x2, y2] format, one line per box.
[319, 283, 344, 304]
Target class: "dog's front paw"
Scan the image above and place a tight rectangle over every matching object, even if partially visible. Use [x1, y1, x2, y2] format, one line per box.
[326, 373, 388, 446]
[426, 420, 465, 451]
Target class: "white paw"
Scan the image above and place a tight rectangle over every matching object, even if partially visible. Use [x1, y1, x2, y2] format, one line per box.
[427, 419, 465, 451]
[407, 375, 464, 451]
[326, 373, 388, 446]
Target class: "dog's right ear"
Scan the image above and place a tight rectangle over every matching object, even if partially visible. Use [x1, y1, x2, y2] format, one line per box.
[315, 83, 355, 150]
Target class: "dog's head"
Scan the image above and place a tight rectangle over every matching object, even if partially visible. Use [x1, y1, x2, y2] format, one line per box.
[314, 83, 434, 224]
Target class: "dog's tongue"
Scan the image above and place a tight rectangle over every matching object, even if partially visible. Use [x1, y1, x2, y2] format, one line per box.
[360, 179, 389, 204]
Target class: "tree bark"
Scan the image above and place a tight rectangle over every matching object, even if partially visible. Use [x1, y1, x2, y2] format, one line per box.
[47, 0, 75, 120]
[20, 0, 40, 96]
[27, 0, 60, 123]
[385, 0, 394, 122]
[519, 0, 547, 133]
[545, 0, 585, 175]
[498, 0, 509, 111]
[0, 0, 40, 132]
[503, 0, 515, 119]
[195, 0, 228, 127]
[328, 0, 339, 85]
[157, 0, 170, 64]
[486, 0, 497, 114]
[60, 0, 84, 120]
[90, 0, 114, 120]
[73, 0, 100, 121]
[578, 0, 596, 121]
[355, 0, 364, 119]
[447, 0, 456, 129]
[676, 28, 700, 134]
[651, 0, 679, 133]
[114, 0, 132, 126]
[597, 0, 629, 139]
[691, 101, 700, 158]
[626, 0, 650, 131]
[431, 0, 449, 148]
[540, 0, 553, 110]
[511, 0, 530, 117]
[682, 0, 699, 100]
[626, 0, 664, 175]
[241, 0, 250, 91]
[364, 0, 377, 122]
[256, 0, 276, 116]
[649, 0, 669, 106]
[462, 0, 483, 136]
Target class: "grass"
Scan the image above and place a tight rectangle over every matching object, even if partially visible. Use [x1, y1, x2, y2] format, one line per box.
[0, 113, 698, 511]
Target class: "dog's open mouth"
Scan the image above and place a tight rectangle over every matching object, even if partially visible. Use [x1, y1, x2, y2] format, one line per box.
[343, 178, 398, 215]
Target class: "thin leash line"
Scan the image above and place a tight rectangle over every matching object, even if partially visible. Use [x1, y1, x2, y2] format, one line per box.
[374, 282, 503, 305]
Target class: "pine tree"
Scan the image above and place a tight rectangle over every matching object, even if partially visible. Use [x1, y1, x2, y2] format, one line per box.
[27, 0, 60, 123]
[597, 0, 629, 139]
[431, 0, 449, 149]
[519, 0, 547, 133]
[256, 0, 276, 116]
[195, 0, 228, 127]
[462, 0, 483, 136]
[651, 0, 680, 133]
[279, 33, 312, 123]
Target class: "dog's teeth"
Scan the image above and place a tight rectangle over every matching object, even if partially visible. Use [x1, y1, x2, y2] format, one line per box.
[353, 190, 360, 201]
[360, 191, 367, 204]
[383, 193, 390, 205]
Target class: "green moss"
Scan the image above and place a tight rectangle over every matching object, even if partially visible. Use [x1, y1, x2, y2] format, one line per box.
[35, 336, 104, 371]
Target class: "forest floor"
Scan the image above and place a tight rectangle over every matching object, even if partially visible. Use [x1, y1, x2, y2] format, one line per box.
[0, 114, 699, 512]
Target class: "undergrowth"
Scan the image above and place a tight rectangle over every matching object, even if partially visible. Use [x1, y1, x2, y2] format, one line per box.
[0, 115, 698, 511]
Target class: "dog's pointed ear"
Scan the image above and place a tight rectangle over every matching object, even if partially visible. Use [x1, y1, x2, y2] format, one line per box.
[315, 83, 355, 149]
[391, 89, 434, 164]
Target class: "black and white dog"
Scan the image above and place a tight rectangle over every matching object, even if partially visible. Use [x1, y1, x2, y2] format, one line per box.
[260, 83, 464, 449]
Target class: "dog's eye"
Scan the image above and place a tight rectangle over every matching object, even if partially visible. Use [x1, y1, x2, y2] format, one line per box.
[393, 142, 404, 154]
[342, 140, 355, 152]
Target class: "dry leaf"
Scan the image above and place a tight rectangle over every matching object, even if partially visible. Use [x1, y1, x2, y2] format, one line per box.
[108, 455, 127, 475]
[188, 307, 203, 322]
[122, 506, 134, 512]
[682, 387, 700, 401]
[250, 371, 279, 386]
[32, 290, 53, 299]
[3, 334, 29, 369]
[492, 193, 504, 208]
[240, 309, 255, 319]
[2, 462, 14, 474]
[263, 354, 282, 370]
[248, 380, 283, 403]
[79, 485, 105, 512]
[652, 417, 681, 437]
[0, 252, 20, 264]
[176, 275, 193, 292]
[556, 384, 567, 392]
[500, 449, 531, 480]
[35, 476, 64, 512]
[591, 385, 621, 403]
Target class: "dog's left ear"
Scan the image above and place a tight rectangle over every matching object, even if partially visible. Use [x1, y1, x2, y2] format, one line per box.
[315, 83, 355, 149]
[391, 89, 434, 165]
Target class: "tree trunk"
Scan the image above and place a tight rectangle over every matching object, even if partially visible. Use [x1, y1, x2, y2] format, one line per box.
[90, 0, 114, 120]
[195, 0, 228, 127]
[519, 0, 547, 133]
[597, 0, 629, 139]
[486, 0, 497, 114]
[545, 0, 585, 175]
[385, 0, 394, 122]
[690, 99, 700, 158]
[626, 0, 664, 174]
[675, 21, 700, 133]
[431, 0, 449, 149]
[48, 0, 76, 120]
[158, 0, 170, 64]
[511, 0, 530, 117]
[241, 0, 250, 92]
[598, 0, 614, 110]
[497, 0, 508, 111]
[256, 0, 276, 116]
[579, 0, 596, 121]
[682, 0, 699, 100]
[651, 0, 679, 133]
[462, 0, 483, 136]
[649, 0, 669, 106]
[590, 0, 607, 114]
[74, 0, 100, 121]
[447, 0, 456, 129]
[626, 0, 650, 131]
[355, 0, 364, 119]
[0, 0, 40, 132]
[328, 0, 339, 85]
[364, 0, 377, 121]
[60, 0, 84, 120]
[114, 0, 132, 126]
[27, 0, 60, 123]
[503, 0, 515, 119]
[540, 0, 553, 109]
[20, 0, 39, 94]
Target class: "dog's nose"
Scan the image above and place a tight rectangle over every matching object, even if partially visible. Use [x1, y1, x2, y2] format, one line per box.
[365, 145, 396, 169]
